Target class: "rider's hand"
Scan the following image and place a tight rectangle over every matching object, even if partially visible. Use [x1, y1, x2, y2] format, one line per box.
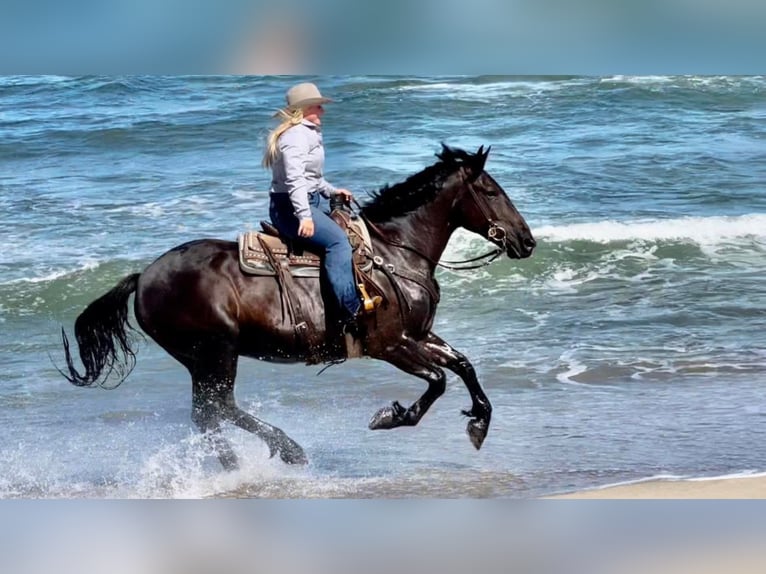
[335, 189, 353, 204]
[298, 218, 315, 238]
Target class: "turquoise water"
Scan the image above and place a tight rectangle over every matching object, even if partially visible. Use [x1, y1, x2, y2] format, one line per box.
[1, 76, 765, 497]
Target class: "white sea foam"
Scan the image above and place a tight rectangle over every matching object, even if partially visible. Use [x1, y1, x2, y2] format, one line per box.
[556, 350, 589, 385]
[230, 188, 264, 200]
[396, 79, 575, 101]
[130, 431, 292, 499]
[0, 75, 70, 87]
[598, 75, 758, 91]
[442, 228, 492, 260]
[685, 470, 766, 482]
[592, 469, 766, 492]
[0, 257, 103, 286]
[534, 214, 766, 246]
[599, 75, 674, 85]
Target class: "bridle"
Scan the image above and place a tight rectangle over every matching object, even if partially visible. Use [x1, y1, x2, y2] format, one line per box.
[463, 176, 512, 254]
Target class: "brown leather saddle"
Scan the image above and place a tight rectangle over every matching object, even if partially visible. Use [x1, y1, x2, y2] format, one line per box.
[238, 210, 373, 278]
[237, 210, 379, 363]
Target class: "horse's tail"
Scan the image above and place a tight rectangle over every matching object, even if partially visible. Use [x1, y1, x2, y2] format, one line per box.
[60, 273, 141, 389]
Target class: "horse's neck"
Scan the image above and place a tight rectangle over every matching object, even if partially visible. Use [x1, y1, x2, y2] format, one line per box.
[375, 205, 456, 267]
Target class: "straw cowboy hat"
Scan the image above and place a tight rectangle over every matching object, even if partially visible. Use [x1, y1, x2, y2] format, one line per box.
[283, 82, 333, 112]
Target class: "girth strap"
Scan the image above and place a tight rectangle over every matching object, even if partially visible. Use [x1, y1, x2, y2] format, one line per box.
[257, 235, 323, 363]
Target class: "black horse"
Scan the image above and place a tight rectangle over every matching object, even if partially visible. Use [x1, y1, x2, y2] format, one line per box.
[61, 145, 535, 470]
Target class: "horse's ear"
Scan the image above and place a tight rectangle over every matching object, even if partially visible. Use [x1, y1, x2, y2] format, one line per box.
[438, 142, 454, 162]
[471, 145, 490, 176]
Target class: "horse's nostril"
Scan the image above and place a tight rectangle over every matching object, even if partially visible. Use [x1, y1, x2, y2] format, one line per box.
[524, 236, 536, 249]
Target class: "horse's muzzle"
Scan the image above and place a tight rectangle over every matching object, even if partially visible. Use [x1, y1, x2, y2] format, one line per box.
[508, 233, 536, 259]
[521, 234, 536, 257]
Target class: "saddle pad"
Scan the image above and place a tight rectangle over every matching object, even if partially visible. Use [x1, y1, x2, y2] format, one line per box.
[238, 214, 374, 277]
[238, 231, 321, 277]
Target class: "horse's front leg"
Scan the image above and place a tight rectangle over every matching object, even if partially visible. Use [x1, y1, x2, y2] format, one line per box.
[424, 332, 492, 450]
[369, 335, 446, 431]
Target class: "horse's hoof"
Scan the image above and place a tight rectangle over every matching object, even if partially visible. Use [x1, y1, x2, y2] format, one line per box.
[368, 401, 407, 430]
[279, 439, 308, 465]
[466, 418, 488, 450]
[219, 454, 240, 472]
[281, 447, 308, 465]
[268, 432, 308, 465]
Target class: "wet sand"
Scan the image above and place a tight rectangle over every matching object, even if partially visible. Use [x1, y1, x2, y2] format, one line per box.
[550, 474, 766, 498]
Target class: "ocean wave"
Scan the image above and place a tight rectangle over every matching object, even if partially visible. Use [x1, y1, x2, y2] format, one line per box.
[0, 260, 144, 318]
[598, 75, 766, 91]
[0, 109, 255, 160]
[599, 75, 676, 85]
[0, 258, 103, 286]
[435, 216, 766, 294]
[534, 214, 766, 245]
[2, 213, 762, 318]
[551, 347, 766, 386]
[74, 76, 183, 96]
[441, 215, 766, 269]
[363, 75, 766, 106]
[393, 77, 589, 101]
[0, 76, 71, 87]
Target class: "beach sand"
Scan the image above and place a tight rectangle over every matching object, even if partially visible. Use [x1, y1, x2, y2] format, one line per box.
[550, 474, 766, 498]
[547, 475, 766, 572]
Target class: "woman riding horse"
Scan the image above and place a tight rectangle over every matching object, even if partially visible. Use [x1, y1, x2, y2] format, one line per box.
[61, 144, 536, 470]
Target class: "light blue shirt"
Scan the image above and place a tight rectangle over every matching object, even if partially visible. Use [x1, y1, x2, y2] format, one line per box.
[269, 120, 336, 220]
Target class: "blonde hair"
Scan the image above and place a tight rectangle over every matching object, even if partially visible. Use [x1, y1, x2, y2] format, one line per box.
[262, 107, 304, 168]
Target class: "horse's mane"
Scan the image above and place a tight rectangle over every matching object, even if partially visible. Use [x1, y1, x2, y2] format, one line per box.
[360, 144, 479, 223]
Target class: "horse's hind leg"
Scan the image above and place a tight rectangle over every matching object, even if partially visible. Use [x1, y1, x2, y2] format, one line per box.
[192, 400, 238, 471]
[188, 340, 307, 468]
[423, 332, 491, 450]
[219, 402, 307, 465]
[368, 335, 446, 430]
[188, 344, 241, 471]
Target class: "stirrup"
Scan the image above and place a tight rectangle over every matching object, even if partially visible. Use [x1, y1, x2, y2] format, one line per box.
[358, 283, 382, 314]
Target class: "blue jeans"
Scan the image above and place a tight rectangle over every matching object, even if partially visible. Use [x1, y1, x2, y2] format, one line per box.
[269, 192, 360, 320]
